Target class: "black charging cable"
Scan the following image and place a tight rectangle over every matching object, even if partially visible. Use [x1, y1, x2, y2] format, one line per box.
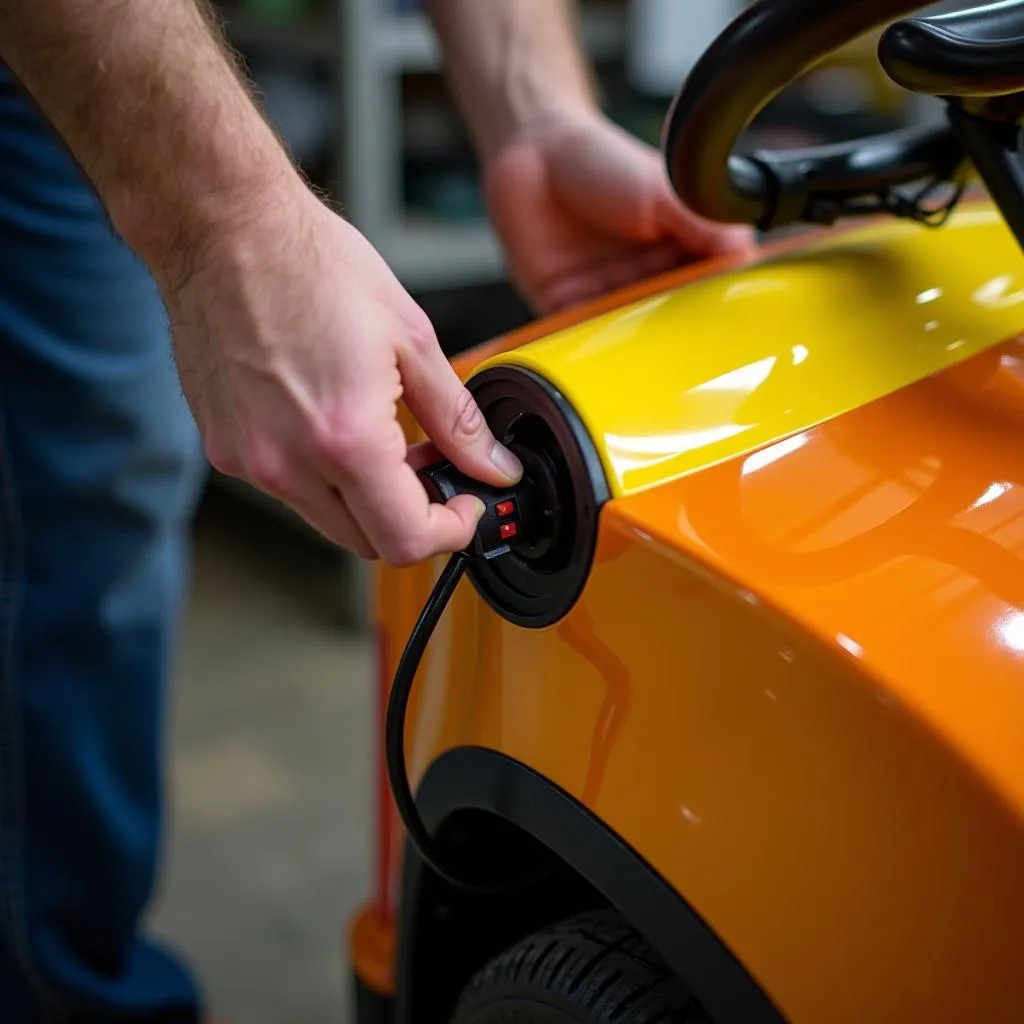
[384, 457, 550, 891]
[383, 549, 481, 890]
[384, 444, 573, 890]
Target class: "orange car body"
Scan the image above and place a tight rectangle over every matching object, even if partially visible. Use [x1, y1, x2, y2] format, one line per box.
[350, 202, 1024, 1024]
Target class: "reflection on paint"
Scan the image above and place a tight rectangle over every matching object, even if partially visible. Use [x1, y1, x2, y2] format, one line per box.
[836, 633, 864, 659]
[721, 278, 788, 301]
[680, 806, 702, 826]
[556, 604, 633, 807]
[972, 482, 1013, 510]
[696, 356, 777, 394]
[605, 424, 748, 457]
[603, 353, 792, 477]
[973, 274, 1024, 310]
[997, 611, 1024, 655]
[604, 423, 747, 476]
[742, 433, 809, 476]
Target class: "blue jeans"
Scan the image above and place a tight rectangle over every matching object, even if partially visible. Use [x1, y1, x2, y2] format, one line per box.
[0, 70, 207, 1021]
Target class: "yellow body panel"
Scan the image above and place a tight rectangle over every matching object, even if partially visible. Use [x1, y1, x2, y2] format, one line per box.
[472, 207, 1024, 495]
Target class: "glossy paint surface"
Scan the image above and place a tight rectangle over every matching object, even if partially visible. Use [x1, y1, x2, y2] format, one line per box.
[361, 207, 1024, 1022]
[473, 207, 1024, 495]
[389, 345, 1024, 1021]
[618, 335, 1024, 821]
[601, 341, 1024, 1021]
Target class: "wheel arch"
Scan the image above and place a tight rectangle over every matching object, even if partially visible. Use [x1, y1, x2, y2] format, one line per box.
[394, 746, 786, 1024]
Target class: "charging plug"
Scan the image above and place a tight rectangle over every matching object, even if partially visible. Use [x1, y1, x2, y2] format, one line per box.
[418, 459, 548, 561]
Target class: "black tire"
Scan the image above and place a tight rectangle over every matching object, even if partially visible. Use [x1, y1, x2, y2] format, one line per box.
[451, 908, 710, 1023]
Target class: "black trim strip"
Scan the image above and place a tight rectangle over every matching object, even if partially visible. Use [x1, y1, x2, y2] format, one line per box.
[399, 747, 787, 1024]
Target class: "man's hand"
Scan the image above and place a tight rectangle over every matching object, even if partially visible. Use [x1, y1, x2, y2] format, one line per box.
[484, 113, 756, 314]
[426, 0, 758, 315]
[1, 0, 522, 565]
[167, 182, 522, 564]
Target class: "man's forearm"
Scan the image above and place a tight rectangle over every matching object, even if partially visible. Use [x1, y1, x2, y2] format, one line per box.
[425, 0, 599, 163]
[0, 1, 297, 280]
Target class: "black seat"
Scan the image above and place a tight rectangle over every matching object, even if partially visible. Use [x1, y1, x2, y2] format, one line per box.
[879, 1, 1024, 98]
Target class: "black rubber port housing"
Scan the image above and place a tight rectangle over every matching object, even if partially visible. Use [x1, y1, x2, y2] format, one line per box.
[465, 364, 610, 628]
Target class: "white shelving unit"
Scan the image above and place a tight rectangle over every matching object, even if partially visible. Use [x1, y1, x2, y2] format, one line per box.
[340, 1, 627, 293]
[220, 1, 628, 292]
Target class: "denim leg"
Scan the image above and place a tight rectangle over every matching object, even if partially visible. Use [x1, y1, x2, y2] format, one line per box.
[0, 70, 207, 1022]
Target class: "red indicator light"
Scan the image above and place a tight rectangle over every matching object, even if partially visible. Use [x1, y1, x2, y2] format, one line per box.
[499, 521, 518, 540]
[496, 500, 515, 518]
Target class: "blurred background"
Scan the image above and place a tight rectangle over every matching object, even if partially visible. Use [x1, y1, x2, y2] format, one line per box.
[155, 2, 957, 1021]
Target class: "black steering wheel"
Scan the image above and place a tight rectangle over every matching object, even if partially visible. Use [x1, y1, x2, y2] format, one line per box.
[663, 0, 1024, 236]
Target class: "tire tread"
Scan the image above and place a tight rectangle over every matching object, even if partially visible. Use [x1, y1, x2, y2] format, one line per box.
[452, 909, 709, 1023]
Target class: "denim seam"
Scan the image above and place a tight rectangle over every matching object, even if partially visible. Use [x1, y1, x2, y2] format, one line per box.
[0, 395, 67, 1023]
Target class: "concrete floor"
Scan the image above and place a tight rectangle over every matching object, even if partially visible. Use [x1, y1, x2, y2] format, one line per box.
[149, 487, 375, 1024]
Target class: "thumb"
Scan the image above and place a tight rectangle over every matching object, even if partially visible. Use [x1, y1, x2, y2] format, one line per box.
[398, 326, 523, 488]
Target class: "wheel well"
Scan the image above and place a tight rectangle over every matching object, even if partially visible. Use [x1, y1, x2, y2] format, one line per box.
[397, 808, 610, 1024]
[394, 748, 786, 1024]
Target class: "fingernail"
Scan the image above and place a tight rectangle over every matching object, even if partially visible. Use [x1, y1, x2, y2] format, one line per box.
[490, 441, 523, 482]
[468, 496, 487, 523]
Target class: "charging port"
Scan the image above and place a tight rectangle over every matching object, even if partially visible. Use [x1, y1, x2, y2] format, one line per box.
[465, 364, 610, 628]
